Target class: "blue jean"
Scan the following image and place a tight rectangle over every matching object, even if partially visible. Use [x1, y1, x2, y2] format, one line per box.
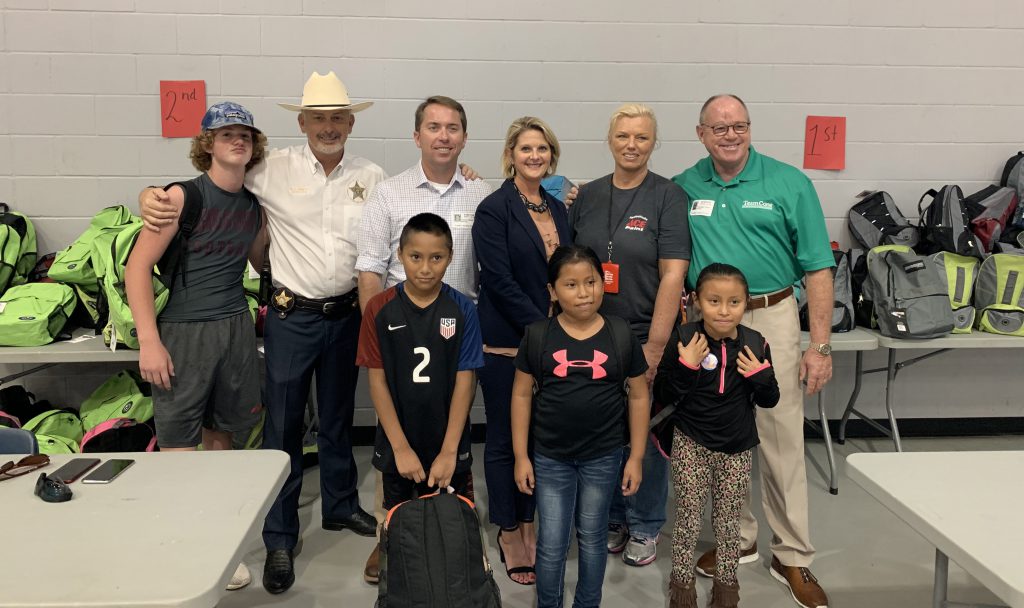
[607, 435, 668, 539]
[480, 354, 535, 528]
[534, 448, 623, 608]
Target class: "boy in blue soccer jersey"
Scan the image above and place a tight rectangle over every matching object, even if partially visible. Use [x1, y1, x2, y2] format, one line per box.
[356, 213, 483, 510]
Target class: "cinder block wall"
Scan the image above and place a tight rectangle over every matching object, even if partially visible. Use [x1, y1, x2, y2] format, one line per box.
[2, 1, 1022, 422]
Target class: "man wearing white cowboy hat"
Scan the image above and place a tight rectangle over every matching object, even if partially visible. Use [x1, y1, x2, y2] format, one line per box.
[139, 71, 385, 595]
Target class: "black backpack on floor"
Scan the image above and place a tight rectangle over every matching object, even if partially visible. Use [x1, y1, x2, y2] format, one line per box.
[377, 491, 502, 608]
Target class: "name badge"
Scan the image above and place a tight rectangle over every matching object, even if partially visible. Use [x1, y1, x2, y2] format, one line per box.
[602, 262, 620, 294]
[691, 199, 715, 217]
[288, 186, 311, 196]
[451, 212, 474, 230]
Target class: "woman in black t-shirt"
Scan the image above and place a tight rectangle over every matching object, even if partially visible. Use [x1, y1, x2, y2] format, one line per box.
[653, 264, 780, 608]
[510, 245, 650, 608]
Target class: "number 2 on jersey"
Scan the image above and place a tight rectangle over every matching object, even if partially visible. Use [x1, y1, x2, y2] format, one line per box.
[412, 347, 431, 383]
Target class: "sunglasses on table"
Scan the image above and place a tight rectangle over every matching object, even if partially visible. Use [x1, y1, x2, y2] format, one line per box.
[0, 454, 50, 481]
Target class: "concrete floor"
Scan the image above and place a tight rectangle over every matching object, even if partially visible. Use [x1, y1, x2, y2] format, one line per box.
[218, 434, 1020, 607]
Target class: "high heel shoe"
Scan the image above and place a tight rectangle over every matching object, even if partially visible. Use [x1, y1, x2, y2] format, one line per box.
[497, 530, 535, 586]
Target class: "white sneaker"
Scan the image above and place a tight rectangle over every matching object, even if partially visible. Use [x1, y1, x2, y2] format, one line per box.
[607, 523, 629, 553]
[226, 562, 252, 591]
[622, 534, 659, 567]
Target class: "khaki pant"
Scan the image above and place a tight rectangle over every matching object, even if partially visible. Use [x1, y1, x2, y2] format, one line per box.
[692, 296, 814, 566]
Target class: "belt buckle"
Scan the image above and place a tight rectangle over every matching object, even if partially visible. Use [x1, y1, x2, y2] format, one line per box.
[760, 294, 770, 308]
[321, 301, 336, 315]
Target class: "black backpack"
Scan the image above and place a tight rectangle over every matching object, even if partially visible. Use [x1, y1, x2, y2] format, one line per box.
[377, 491, 502, 608]
[917, 185, 983, 259]
[847, 191, 919, 249]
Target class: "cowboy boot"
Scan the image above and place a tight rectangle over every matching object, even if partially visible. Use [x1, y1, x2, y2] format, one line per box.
[707, 578, 740, 608]
[669, 577, 698, 608]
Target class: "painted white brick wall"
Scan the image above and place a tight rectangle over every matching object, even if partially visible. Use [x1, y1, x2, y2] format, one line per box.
[1, 2, 1022, 423]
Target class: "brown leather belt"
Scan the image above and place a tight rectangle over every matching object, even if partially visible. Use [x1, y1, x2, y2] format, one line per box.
[746, 286, 793, 310]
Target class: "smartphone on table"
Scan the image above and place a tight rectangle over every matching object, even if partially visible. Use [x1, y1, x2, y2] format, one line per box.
[82, 459, 135, 484]
[50, 458, 101, 483]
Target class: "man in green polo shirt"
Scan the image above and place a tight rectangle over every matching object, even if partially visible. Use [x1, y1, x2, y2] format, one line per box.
[673, 94, 834, 608]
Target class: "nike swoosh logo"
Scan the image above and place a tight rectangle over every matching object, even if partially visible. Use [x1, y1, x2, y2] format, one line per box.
[387, 324, 406, 331]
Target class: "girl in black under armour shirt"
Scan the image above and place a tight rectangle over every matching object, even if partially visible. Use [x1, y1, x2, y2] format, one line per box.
[510, 245, 650, 608]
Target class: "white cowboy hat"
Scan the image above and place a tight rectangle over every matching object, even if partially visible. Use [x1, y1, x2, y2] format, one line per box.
[278, 71, 374, 113]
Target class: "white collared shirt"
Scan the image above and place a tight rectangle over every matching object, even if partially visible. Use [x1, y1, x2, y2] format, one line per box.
[355, 162, 492, 301]
[246, 144, 387, 299]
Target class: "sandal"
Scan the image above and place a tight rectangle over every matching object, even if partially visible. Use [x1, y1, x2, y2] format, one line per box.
[497, 530, 536, 586]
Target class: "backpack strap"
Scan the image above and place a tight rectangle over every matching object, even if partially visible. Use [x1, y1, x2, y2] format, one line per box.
[155, 179, 205, 289]
[525, 318, 552, 393]
[603, 315, 634, 383]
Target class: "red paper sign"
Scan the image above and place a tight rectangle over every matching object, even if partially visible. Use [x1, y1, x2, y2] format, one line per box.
[803, 116, 846, 171]
[160, 80, 206, 138]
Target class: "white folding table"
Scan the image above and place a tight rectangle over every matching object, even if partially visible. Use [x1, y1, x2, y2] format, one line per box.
[847, 451, 1024, 608]
[0, 450, 289, 608]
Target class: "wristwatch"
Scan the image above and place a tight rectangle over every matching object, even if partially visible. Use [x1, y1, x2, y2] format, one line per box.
[809, 343, 832, 356]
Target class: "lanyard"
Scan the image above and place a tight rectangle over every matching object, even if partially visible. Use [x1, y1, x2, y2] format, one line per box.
[606, 174, 646, 262]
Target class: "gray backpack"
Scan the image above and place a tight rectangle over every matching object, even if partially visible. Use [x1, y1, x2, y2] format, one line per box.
[1000, 151, 1024, 202]
[864, 245, 954, 339]
[973, 253, 1024, 336]
[799, 249, 855, 333]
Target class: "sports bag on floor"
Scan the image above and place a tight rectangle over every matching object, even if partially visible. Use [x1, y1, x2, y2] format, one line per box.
[864, 245, 954, 339]
[917, 185, 983, 259]
[81, 418, 157, 452]
[22, 409, 85, 445]
[377, 490, 502, 608]
[930, 252, 979, 334]
[79, 370, 154, 431]
[847, 191, 919, 249]
[0, 283, 76, 346]
[973, 253, 1024, 336]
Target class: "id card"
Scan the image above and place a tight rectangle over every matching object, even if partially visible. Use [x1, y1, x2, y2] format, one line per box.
[602, 262, 620, 294]
[690, 199, 715, 217]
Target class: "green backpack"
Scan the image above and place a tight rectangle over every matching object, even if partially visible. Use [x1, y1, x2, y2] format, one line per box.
[35, 433, 79, 455]
[22, 409, 85, 444]
[98, 223, 172, 349]
[930, 252, 980, 334]
[79, 370, 154, 431]
[0, 283, 76, 346]
[974, 253, 1024, 336]
[48, 205, 138, 291]
[0, 202, 37, 295]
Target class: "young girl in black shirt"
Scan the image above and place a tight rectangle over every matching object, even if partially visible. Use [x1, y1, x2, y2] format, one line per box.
[511, 245, 650, 608]
[654, 263, 780, 608]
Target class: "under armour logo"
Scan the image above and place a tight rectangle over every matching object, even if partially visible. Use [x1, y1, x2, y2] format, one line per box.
[552, 350, 608, 379]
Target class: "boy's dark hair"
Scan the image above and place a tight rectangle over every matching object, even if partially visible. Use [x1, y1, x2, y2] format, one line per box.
[547, 245, 603, 286]
[694, 262, 750, 298]
[414, 96, 468, 133]
[399, 212, 453, 252]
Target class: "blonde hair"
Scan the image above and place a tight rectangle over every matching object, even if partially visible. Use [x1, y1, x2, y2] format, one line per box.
[606, 103, 658, 144]
[501, 116, 561, 179]
[189, 128, 268, 172]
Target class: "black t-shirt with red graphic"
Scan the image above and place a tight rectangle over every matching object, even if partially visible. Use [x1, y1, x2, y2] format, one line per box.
[514, 317, 647, 461]
[570, 172, 691, 342]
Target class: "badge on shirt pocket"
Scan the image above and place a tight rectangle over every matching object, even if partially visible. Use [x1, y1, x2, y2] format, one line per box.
[690, 199, 715, 217]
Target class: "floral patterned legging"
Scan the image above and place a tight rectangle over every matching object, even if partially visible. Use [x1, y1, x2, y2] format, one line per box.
[670, 428, 753, 585]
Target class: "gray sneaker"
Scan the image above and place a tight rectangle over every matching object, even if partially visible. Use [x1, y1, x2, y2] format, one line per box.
[622, 534, 658, 566]
[607, 523, 629, 553]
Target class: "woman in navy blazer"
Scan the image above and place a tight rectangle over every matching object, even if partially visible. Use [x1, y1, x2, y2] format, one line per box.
[473, 116, 570, 586]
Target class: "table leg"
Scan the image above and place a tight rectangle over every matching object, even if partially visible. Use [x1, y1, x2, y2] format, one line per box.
[934, 549, 949, 608]
[884, 349, 903, 452]
[817, 391, 838, 495]
[838, 351, 864, 445]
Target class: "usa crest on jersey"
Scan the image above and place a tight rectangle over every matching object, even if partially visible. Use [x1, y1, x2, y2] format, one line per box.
[439, 318, 457, 340]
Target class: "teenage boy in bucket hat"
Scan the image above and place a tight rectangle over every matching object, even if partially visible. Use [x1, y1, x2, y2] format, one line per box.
[138, 73, 385, 594]
[125, 101, 269, 592]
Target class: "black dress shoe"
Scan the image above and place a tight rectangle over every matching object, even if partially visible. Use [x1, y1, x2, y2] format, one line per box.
[263, 549, 295, 595]
[322, 507, 377, 536]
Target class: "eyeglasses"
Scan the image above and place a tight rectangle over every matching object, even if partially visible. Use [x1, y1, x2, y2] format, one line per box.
[35, 472, 73, 503]
[0, 454, 50, 481]
[701, 122, 750, 137]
